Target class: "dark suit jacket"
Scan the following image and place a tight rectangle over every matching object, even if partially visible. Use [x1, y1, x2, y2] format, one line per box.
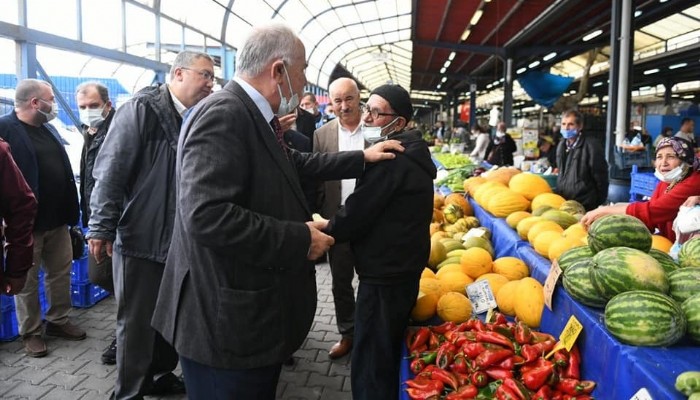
[152, 80, 365, 369]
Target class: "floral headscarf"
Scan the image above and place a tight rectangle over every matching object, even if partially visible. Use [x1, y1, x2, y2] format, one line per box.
[656, 137, 699, 170]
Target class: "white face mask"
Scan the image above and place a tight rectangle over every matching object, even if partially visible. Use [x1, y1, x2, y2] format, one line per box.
[276, 64, 299, 116]
[362, 117, 400, 143]
[496, 130, 506, 138]
[654, 165, 684, 183]
[301, 106, 314, 115]
[79, 106, 106, 128]
[38, 99, 58, 123]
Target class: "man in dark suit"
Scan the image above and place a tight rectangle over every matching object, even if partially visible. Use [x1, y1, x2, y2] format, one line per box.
[151, 23, 402, 399]
[312, 77, 364, 359]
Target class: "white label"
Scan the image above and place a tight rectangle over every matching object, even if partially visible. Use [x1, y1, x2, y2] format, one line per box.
[630, 388, 653, 400]
[466, 280, 498, 314]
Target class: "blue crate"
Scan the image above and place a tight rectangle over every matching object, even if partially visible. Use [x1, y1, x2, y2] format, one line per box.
[71, 282, 109, 308]
[71, 256, 90, 284]
[629, 165, 659, 201]
[0, 307, 18, 341]
[0, 295, 14, 312]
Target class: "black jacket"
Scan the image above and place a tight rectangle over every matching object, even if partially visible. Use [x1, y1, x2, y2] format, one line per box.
[328, 129, 437, 284]
[79, 108, 115, 227]
[485, 134, 517, 166]
[555, 134, 609, 211]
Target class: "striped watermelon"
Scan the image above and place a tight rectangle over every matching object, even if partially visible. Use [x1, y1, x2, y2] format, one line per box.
[605, 290, 686, 346]
[587, 215, 652, 254]
[679, 237, 700, 268]
[562, 258, 606, 308]
[590, 247, 668, 301]
[668, 268, 700, 303]
[682, 293, 700, 342]
[648, 248, 679, 274]
[557, 245, 593, 271]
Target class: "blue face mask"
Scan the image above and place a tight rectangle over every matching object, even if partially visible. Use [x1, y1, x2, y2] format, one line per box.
[560, 128, 578, 139]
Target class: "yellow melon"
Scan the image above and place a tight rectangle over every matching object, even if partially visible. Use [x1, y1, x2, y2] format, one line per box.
[421, 268, 437, 280]
[495, 280, 521, 316]
[464, 176, 487, 195]
[438, 271, 474, 295]
[473, 181, 507, 206]
[428, 240, 447, 269]
[445, 193, 473, 216]
[527, 220, 564, 244]
[410, 291, 439, 322]
[419, 278, 444, 299]
[486, 190, 531, 218]
[533, 230, 565, 258]
[483, 168, 521, 185]
[548, 236, 585, 261]
[508, 172, 553, 200]
[435, 264, 466, 279]
[460, 247, 493, 279]
[437, 292, 473, 323]
[651, 234, 673, 253]
[562, 223, 587, 241]
[506, 211, 532, 229]
[516, 216, 544, 240]
[492, 257, 530, 280]
[476, 273, 510, 297]
[514, 277, 545, 328]
[530, 193, 566, 212]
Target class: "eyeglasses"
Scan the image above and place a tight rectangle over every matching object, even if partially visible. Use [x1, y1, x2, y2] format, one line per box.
[181, 67, 215, 82]
[361, 104, 397, 119]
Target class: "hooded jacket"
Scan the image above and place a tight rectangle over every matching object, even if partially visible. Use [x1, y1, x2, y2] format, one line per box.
[328, 129, 437, 284]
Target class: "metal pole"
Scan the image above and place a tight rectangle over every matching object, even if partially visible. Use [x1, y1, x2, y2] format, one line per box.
[614, 0, 633, 147]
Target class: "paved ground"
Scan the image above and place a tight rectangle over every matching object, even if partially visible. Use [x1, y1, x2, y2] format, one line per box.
[0, 263, 354, 399]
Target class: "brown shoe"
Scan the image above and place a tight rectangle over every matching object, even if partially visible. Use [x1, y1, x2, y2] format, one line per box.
[45, 321, 86, 341]
[23, 335, 48, 358]
[328, 338, 353, 359]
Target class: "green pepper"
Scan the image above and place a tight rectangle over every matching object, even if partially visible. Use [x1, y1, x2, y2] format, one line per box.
[676, 371, 700, 395]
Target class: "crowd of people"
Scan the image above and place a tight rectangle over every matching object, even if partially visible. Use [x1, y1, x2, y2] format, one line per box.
[0, 20, 699, 400]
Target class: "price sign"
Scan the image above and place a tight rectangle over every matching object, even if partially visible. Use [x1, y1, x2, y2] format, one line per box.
[559, 315, 583, 352]
[629, 388, 653, 400]
[466, 280, 497, 314]
[543, 261, 563, 311]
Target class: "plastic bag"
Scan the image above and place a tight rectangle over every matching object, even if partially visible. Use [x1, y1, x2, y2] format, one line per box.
[671, 206, 700, 259]
[69, 226, 86, 260]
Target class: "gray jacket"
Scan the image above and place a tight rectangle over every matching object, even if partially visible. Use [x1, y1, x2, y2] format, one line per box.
[87, 84, 182, 263]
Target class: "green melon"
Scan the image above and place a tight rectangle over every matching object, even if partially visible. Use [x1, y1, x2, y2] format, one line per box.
[532, 205, 554, 216]
[679, 237, 700, 268]
[682, 293, 700, 342]
[562, 258, 606, 308]
[559, 200, 586, 216]
[590, 247, 668, 301]
[587, 214, 652, 254]
[648, 248, 679, 274]
[557, 245, 594, 271]
[668, 268, 700, 303]
[605, 290, 686, 347]
[541, 209, 579, 229]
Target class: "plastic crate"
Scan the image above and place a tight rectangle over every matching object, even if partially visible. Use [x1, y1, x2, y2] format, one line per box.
[70, 256, 90, 284]
[0, 295, 14, 312]
[629, 164, 659, 201]
[0, 306, 18, 341]
[71, 282, 109, 308]
[614, 147, 651, 169]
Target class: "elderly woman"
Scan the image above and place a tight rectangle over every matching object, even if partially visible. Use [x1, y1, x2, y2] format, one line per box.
[581, 137, 700, 241]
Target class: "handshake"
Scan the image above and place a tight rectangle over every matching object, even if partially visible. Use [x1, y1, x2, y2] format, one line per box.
[306, 213, 332, 260]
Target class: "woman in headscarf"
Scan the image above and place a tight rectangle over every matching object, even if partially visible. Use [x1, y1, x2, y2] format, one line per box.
[581, 137, 700, 241]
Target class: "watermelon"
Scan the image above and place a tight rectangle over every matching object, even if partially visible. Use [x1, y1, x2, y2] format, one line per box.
[605, 290, 686, 346]
[668, 268, 700, 303]
[590, 247, 668, 301]
[587, 214, 652, 254]
[562, 258, 606, 308]
[648, 248, 679, 274]
[557, 245, 593, 271]
[682, 293, 700, 342]
[678, 237, 700, 268]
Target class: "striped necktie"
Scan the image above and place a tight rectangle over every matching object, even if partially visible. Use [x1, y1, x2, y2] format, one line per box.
[270, 116, 289, 159]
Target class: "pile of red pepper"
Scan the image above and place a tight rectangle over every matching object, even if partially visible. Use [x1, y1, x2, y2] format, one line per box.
[404, 313, 596, 399]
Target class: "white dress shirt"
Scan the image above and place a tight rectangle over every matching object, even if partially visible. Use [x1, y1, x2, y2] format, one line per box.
[338, 123, 364, 205]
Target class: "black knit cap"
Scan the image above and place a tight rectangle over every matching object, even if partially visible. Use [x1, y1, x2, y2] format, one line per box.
[370, 84, 413, 123]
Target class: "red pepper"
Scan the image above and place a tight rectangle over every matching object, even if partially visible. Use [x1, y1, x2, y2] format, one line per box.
[454, 371, 471, 387]
[405, 387, 441, 400]
[462, 341, 504, 359]
[552, 349, 569, 368]
[497, 355, 525, 370]
[502, 378, 532, 400]
[534, 385, 552, 400]
[428, 332, 441, 350]
[473, 319, 488, 332]
[475, 348, 514, 369]
[476, 331, 515, 350]
[437, 342, 457, 369]
[520, 357, 553, 375]
[409, 344, 428, 358]
[492, 324, 516, 341]
[410, 358, 427, 375]
[470, 370, 488, 388]
[556, 379, 596, 395]
[432, 321, 457, 334]
[530, 331, 556, 344]
[521, 363, 554, 391]
[551, 391, 564, 400]
[575, 396, 594, 400]
[419, 367, 460, 391]
[485, 367, 514, 380]
[450, 354, 469, 374]
[492, 311, 508, 326]
[408, 327, 431, 352]
[445, 384, 479, 399]
[405, 377, 444, 392]
[520, 340, 556, 362]
[514, 321, 533, 345]
[563, 345, 580, 380]
[451, 332, 472, 348]
[496, 384, 520, 400]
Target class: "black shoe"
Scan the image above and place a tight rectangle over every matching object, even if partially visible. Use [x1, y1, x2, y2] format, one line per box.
[101, 338, 116, 365]
[144, 372, 186, 395]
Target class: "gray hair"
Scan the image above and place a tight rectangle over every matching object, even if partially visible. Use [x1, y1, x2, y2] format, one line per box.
[76, 81, 109, 103]
[562, 109, 583, 126]
[14, 79, 51, 107]
[170, 51, 215, 79]
[236, 23, 299, 77]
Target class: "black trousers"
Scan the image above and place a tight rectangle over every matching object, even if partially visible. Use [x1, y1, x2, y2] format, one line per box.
[328, 242, 356, 338]
[350, 275, 420, 400]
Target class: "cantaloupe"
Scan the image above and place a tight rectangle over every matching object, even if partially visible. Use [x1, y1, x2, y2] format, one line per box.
[514, 277, 545, 328]
[437, 292, 473, 322]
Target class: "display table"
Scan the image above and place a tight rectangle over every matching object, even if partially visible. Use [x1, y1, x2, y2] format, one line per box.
[469, 197, 698, 399]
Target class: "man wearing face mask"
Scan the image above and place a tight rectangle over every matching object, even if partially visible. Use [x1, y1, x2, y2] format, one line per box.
[324, 84, 437, 399]
[484, 122, 517, 166]
[0, 79, 84, 358]
[555, 109, 609, 211]
[581, 137, 700, 241]
[75, 81, 117, 364]
[296, 92, 323, 140]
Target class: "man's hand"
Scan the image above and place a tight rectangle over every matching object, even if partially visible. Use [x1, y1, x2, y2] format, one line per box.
[683, 196, 700, 207]
[363, 139, 405, 162]
[3, 276, 27, 295]
[89, 239, 113, 263]
[278, 113, 297, 132]
[306, 221, 334, 260]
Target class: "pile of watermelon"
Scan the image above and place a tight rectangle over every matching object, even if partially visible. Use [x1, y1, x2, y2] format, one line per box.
[556, 214, 700, 347]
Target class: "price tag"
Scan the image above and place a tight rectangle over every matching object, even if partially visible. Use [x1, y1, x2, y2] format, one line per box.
[485, 307, 494, 323]
[559, 315, 583, 352]
[466, 280, 497, 314]
[629, 388, 653, 400]
[543, 261, 563, 311]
